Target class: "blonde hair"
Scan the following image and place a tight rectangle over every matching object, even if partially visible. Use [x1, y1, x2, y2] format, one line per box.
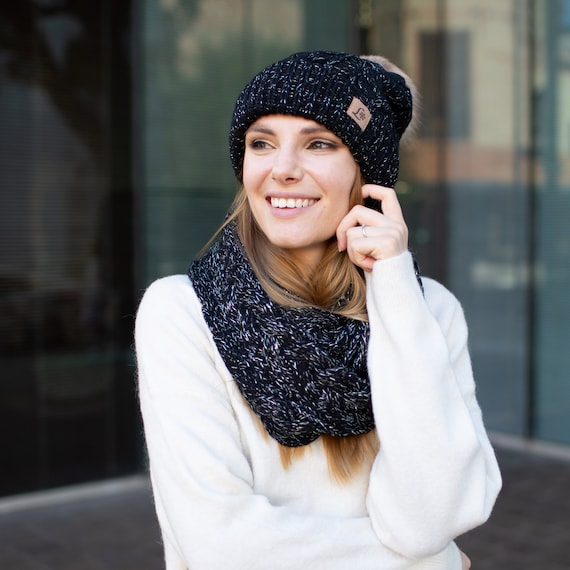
[215, 171, 379, 483]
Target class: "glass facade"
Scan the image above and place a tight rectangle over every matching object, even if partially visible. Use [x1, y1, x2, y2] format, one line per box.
[368, 0, 533, 436]
[0, 1, 139, 496]
[0, 0, 568, 500]
[139, 0, 357, 283]
[365, 0, 570, 445]
[533, 0, 570, 443]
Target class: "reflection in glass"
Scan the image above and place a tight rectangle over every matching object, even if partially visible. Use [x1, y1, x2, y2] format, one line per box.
[0, 1, 138, 496]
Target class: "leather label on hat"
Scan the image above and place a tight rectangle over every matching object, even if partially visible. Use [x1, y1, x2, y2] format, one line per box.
[347, 97, 371, 131]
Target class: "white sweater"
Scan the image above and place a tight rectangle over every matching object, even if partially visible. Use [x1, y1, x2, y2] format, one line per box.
[136, 251, 501, 570]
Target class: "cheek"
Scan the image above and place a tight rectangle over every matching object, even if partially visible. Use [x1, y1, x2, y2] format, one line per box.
[242, 156, 267, 194]
[244, 186, 264, 223]
[330, 165, 358, 209]
[242, 158, 254, 189]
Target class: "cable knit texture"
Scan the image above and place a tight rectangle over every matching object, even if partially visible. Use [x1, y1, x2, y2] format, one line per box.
[188, 222, 374, 446]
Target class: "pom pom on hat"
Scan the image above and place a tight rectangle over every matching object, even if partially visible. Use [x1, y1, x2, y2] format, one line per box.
[360, 54, 421, 145]
[229, 50, 418, 188]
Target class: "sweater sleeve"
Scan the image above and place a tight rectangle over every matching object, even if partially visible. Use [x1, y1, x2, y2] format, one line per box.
[136, 275, 462, 570]
[364, 252, 502, 559]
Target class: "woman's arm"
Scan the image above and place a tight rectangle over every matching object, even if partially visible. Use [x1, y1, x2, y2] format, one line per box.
[364, 252, 501, 559]
[136, 275, 462, 570]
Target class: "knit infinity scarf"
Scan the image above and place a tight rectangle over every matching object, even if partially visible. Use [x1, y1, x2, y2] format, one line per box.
[188, 223, 374, 447]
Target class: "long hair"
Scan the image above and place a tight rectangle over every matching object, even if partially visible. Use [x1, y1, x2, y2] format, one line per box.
[216, 170, 379, 482]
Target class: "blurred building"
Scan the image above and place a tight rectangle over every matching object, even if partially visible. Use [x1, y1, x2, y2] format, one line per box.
[0, 0, 569, 499]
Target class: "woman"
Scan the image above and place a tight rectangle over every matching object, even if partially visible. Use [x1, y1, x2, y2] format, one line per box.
[136, 51, 501, 569]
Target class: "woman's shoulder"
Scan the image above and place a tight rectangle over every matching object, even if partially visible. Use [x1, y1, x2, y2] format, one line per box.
[140, 273, 195, 299]
[136, 274, 207, 332]
[136, 274, 235, 407]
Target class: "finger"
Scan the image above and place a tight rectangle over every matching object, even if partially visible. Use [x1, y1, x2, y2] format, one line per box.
[361, 184, 405, 223]
[345, 223, 408, 269]
[336, 205, 382, 251]
[344, 231, 377, 272]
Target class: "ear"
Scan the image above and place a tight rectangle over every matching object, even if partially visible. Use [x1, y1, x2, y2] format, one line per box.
[360, 55, 421, 145]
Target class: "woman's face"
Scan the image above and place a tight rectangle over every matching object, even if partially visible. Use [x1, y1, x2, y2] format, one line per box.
[243, 114, 358, 271]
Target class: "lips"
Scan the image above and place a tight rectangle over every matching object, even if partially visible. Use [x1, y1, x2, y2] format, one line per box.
[270, 197, 317, 209]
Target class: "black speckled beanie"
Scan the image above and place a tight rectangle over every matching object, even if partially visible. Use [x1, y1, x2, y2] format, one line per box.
[229, 50, 414, 189]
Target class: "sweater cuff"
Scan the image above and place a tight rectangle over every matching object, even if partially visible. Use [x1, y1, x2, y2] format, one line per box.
[365, 250, 425, 314]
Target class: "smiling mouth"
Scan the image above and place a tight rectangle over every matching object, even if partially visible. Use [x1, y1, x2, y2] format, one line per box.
[270, 197, 317, 209]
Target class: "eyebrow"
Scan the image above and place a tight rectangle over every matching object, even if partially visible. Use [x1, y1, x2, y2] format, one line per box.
[246, 124, 333, 136]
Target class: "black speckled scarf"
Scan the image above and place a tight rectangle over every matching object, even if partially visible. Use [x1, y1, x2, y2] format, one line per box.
[188, 223, 374, 447]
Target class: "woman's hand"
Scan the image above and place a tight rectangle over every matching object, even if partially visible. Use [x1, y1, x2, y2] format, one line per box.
[336, 184, 408, 272]
[460, 551, 471, 569]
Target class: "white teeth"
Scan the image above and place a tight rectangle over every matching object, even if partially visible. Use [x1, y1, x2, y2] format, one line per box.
[271, 197, 315, 209]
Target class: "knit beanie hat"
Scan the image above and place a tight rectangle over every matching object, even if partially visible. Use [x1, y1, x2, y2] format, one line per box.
[229, 50, 417, 189]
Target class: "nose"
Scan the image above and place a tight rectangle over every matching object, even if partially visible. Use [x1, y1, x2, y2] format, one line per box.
[271, 146, 303, 184]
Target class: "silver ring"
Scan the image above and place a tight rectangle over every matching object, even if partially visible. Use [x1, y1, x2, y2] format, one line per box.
[361, 225, 368, 238]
